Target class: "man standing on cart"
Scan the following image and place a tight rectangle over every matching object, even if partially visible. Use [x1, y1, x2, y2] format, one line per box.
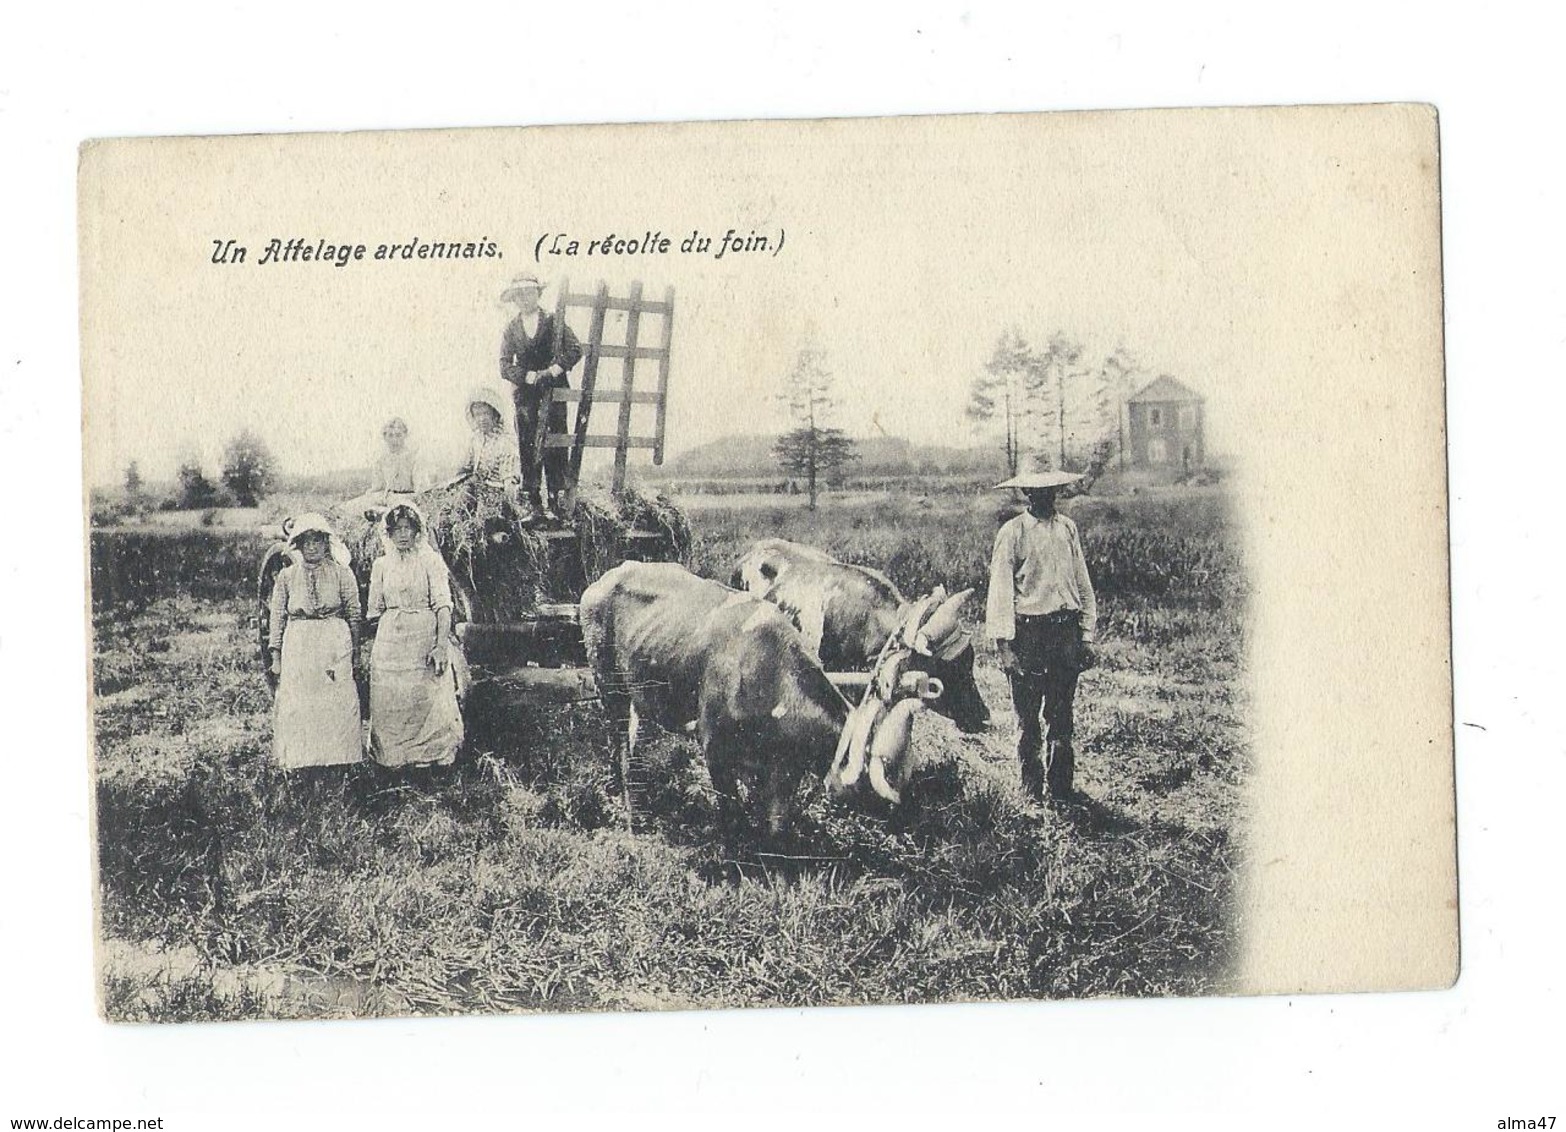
[499, 273, 583, 524]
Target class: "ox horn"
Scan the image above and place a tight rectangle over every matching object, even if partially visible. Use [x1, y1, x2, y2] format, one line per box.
[830, 702, 857, 773]
[897, 586, 947, 645]
[866, 696, 924, 805]
[913, 588, 974, 655]
[832, 699, 882, 789]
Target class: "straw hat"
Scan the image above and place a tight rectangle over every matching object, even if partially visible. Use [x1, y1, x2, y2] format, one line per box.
[466, 385, 507, 419]
[992, 471, 1085, 490]
[281, 512, 351, 566]
[500, 273, 545, 302]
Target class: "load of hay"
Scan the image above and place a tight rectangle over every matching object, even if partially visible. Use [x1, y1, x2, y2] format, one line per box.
[327, 483, 690, 622]
[615, 485, 694, 564]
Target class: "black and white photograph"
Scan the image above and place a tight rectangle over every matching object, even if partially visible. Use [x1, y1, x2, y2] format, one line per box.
[79, 107, 1454, 1024]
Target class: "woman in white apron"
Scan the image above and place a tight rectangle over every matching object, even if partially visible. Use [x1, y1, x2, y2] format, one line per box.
[367, 503, 464, 767]
[267, 514, 364, 770]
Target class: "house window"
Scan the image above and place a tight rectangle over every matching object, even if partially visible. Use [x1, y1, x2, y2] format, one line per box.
[1179, 406, 1197, 430]
[1147, 437, 1168, 464]
[1148, 407, 1163, 427]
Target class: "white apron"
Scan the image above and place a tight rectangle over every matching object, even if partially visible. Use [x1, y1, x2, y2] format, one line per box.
[273, 618, 363, 769]
[369, 608, 463, 767]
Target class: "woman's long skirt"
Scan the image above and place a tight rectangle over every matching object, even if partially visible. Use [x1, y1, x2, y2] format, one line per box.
[273, 618, 363, 769]
[369, 608, 464, 767]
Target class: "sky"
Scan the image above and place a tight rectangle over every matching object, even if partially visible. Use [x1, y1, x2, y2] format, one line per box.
[90, 267, 1230, 488]
[79, 110, 1401, 489]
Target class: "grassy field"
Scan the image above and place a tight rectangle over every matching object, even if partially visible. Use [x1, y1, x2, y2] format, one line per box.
[90, 485, 1248, 1021]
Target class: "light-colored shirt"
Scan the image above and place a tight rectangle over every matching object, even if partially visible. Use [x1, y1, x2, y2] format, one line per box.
[268, 561, 362, 651]
[368, 545, 453, 619]
[461, 427, 518, 485]
[370, 448, 429, 495]
[985, 510, 1098, 643]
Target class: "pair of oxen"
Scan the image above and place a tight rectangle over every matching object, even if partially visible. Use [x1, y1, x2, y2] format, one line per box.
[581, 539, 991, 837]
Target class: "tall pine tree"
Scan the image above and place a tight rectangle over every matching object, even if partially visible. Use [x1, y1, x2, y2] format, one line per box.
[774, 348, 857, 510]
[966, 327, 1034, 476]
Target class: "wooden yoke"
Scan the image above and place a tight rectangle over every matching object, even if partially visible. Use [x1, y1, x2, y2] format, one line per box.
[547, 279, 676, 512]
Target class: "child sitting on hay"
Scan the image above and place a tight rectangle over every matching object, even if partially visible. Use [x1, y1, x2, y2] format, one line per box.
[368, 416, 431, 504]
[338, 416, 434, 529]
[459, 386, 524, 518]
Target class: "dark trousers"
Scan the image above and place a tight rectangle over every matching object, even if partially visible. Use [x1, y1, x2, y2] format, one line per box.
[1008, 611, 1084, 797]
[513, 388, 570, 508]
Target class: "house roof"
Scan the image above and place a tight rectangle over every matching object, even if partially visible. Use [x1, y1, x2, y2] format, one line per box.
[1128, 375, 1203, 404]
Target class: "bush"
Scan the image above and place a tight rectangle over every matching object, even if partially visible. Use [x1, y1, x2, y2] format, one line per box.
[221, 430, 279, 507]
[90, 529, 271, 609]
[176, 460, 222, 510]
[90, 497, 129, 528]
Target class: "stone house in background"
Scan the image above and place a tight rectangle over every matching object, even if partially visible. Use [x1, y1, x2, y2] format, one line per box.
[1126, 375, 1205, 471]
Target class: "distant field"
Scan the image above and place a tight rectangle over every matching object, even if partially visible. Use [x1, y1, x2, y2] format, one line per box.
[90, 485, 1248, 1020]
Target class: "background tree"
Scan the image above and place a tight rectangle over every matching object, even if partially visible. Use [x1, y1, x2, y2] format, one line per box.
[773, 347, 857, 510]
[123, 460, 145, 513]
[1100, 345, 1149, 471]
[220, 430, 279, 507]
[967, 327, 1034, 477]
[175, 457, 220, 510]
[1063, 350, 1114, 474]
[1025, 331, 1086, 470]
[972, 327, 1154, 478]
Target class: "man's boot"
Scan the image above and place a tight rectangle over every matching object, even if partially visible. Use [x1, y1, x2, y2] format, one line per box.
[1046, 739, 1076, 800]
[518, 489, 545, 527]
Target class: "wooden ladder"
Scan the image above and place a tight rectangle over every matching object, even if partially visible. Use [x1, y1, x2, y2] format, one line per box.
[545, 279, 676, 512]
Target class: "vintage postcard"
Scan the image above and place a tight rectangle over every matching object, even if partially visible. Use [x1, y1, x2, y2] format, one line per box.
[79, 104, 1454, 1022]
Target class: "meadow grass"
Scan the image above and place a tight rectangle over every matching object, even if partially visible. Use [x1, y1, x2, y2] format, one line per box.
[90, 485, 1247, 1020]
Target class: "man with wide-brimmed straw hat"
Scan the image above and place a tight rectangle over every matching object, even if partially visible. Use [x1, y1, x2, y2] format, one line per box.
[985, 470, 1098, 803]
[498, 272, 583, 522]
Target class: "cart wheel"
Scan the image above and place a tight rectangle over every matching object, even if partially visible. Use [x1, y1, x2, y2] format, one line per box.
[255, 541, 291, 692]
[447, 566, 476, 707]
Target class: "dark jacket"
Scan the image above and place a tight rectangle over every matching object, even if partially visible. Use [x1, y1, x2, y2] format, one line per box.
[500, 311, 583, 394]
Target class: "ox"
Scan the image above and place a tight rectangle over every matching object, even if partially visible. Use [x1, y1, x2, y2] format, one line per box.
[580, 561, 944, 837]
[732, 538, 991, 734]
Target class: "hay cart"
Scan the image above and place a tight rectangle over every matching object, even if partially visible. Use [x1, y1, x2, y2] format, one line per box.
[256, 280, 688, 713]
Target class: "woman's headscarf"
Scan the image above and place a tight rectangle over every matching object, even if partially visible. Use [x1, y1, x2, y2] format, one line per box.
[381, 501, 438, 558]
[283, 512, 352, 567]
[383, 501, 431, 540]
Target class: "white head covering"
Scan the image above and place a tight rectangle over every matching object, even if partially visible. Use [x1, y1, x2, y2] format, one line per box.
[467, 385, 507, 423]
[282, 512, 352, 566]
[382, 500, 431, 539]
[380, 500, 441, 559]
